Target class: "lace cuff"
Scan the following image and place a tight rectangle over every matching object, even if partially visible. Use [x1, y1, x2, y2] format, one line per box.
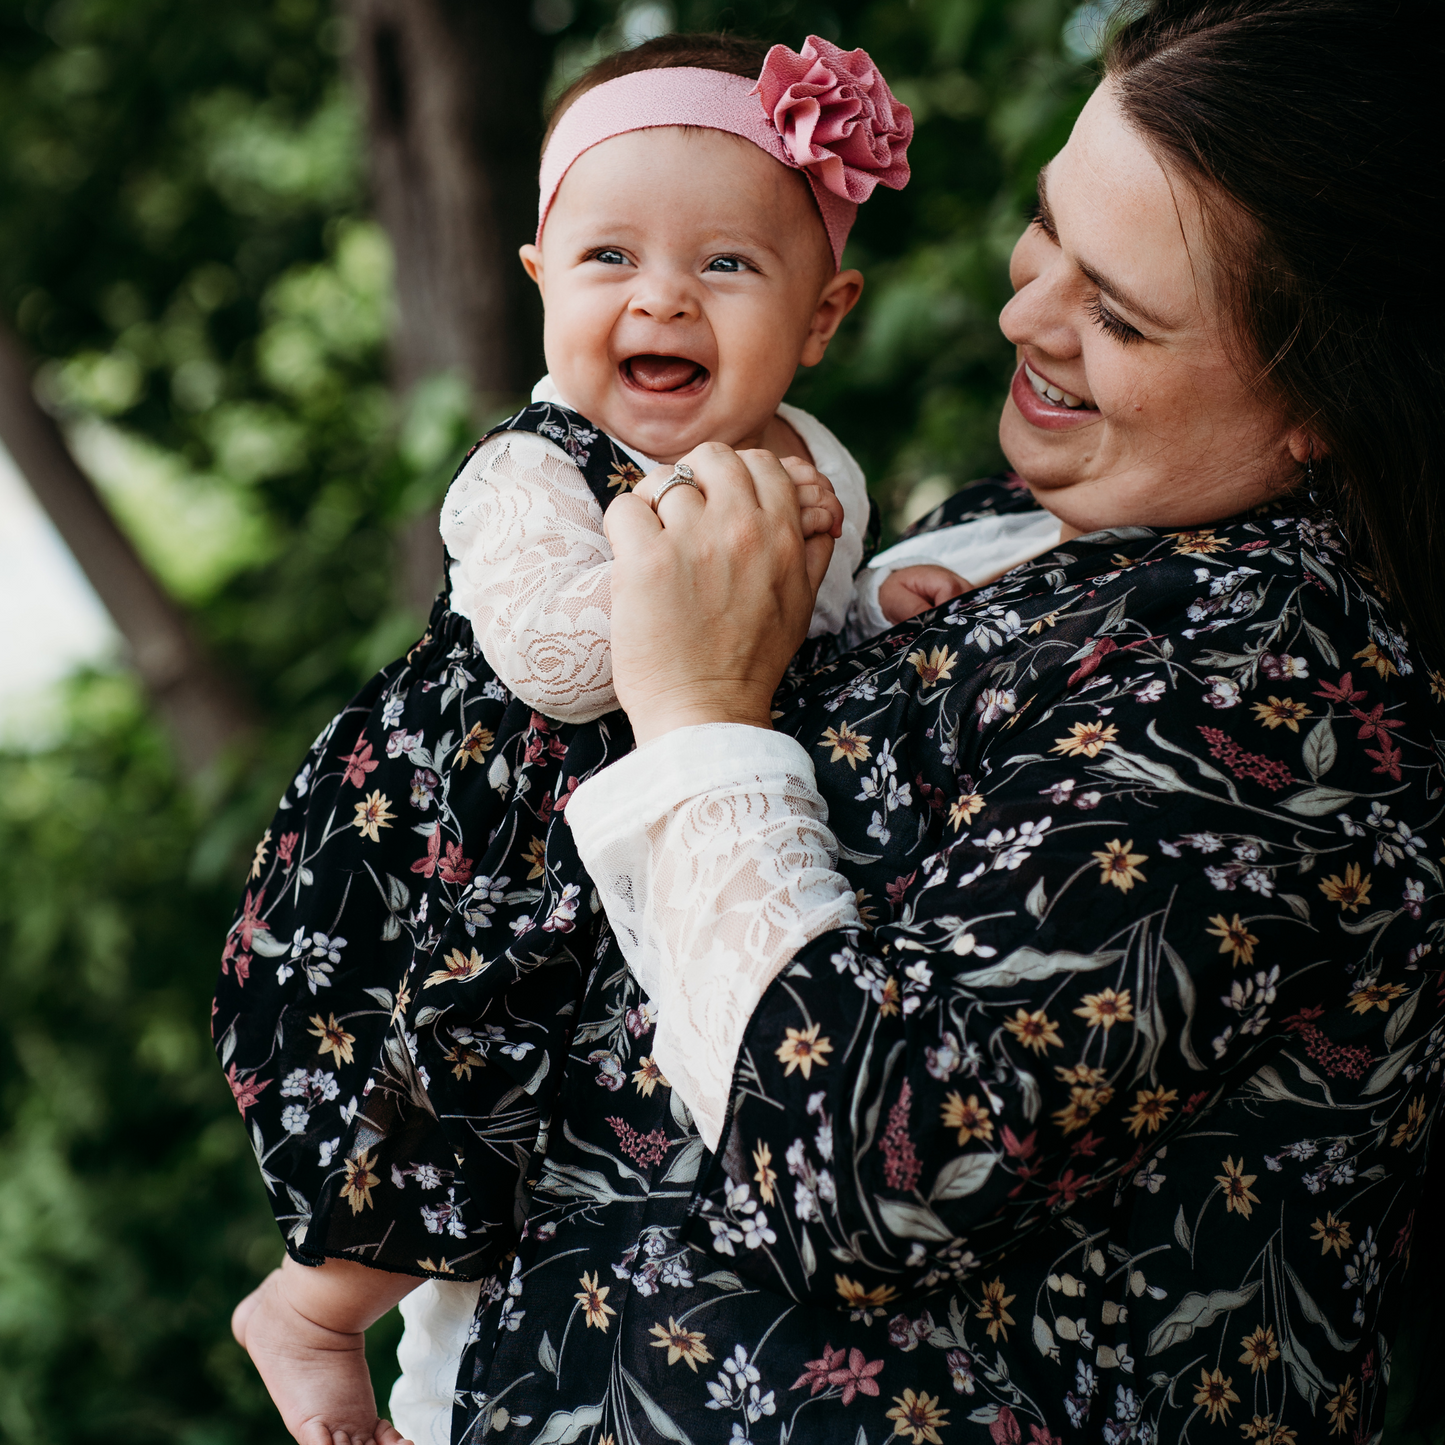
[568, 725, 861, 1151]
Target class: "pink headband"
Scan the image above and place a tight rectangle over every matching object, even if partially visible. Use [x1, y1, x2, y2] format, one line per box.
[536, 37, 914, 270]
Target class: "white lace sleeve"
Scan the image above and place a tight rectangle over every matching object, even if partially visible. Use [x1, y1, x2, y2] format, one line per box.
[567, 725, 862, 1152]
[440, 431, 619, 724]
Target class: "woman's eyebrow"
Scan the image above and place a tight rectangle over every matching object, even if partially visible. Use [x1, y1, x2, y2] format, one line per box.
[1037, 166, 1178, 333]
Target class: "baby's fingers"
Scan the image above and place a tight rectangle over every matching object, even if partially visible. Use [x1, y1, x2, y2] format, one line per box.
[792, 482, 844, 539]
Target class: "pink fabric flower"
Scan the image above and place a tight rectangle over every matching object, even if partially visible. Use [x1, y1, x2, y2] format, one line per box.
[753, 36, 913, 202]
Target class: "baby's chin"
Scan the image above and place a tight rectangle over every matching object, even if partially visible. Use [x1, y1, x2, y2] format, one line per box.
[575, 373, 734, 465]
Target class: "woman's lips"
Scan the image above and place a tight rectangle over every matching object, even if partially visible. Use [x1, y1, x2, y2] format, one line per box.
[1009, 361, 1099, 431]
[621, 355, 709, 394]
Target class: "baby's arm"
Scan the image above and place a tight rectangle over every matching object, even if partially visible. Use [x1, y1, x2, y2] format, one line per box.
[443, 432, 620, 725]
[233, 1255, 419, 1445]
[878, 563, 971, 622]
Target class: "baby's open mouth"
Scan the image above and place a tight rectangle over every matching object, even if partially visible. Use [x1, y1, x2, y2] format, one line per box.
[621, 355, 710, 393]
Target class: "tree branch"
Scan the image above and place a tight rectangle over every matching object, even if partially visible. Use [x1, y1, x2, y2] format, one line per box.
[0, 320, 253, 775]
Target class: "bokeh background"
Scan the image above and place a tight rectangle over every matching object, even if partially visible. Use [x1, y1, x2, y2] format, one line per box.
[0, 1, 1436, 1441]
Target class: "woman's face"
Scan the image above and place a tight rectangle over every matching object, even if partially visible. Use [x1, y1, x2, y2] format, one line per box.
[999, 80, 1308, 535]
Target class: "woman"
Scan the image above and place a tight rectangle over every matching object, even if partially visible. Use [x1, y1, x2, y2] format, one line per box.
[233, 1, 1443, 1440]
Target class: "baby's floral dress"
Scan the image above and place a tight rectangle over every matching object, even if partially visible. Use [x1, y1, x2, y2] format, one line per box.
[217, 458, 1444, 1443]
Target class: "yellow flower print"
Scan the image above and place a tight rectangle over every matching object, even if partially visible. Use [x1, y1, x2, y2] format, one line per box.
[250, 828, 271, 880]
[352, 790, 396, 841]
[1206, 912, 1258, 966]
[575, 1271, 615, 1330]
[1216, 1156, 1260, 1218]
[632, 1055, 668, 1097]
[608, 460, 645, 492]
[878, 975, 901, 1017]
[907, 646, 959, 687]
[648, 1318, 713, 1370]
[340, 1148, 380, 1214]
[308, 1012, 356, 1065]
[818, 720, 872, 769]
[1319, 862, 1371, 913]
[1325, 1375, 1357, 1436]
[1347, 979, 1404, 1013]
[975, 1277, 1015, 1342]
[1192, 1366, 1239, 1424]
[417, 1257, 454, 1274]
[940, 1091, 993, 1144]
[1172, 529, 1228, 555]
[523, 835, 547, 880]
[1003, 1007, 1062, 1055]
[424, 946, 488, 988]
[1392, 1094, 1427, 1147]
[753, 1142, 776, 1204]
[1092, 838, 1147, 891]
[1125, 1086, 1177, 1137]
[1239, 1324, 1279, 1373]
[1429, 668, 1445, 703]
[886, 1389, 950, 1444]
[775, 1022, 832, 1079]
[1074, 987, 1133, 1031]
[1051, 720, 1119, 758]
[1354, 642, 1397, 679]
[835, 1275, 897, 1313]
[1053, 1085, 1111, 1134]
[1251, 695, 1311, 732]
[1311, 1212, 1351, 1257]
[948, 791, 984, 830]
[443, 1042, 485, 1080]
[453, 723, 495, 767]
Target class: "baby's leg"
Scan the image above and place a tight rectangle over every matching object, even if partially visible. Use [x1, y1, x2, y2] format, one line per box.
[234, 1255, 418, 1445]
[389, 1280, 483, 1445]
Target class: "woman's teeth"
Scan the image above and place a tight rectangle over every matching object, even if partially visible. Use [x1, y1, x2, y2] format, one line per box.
[1025, 362, 1089, 410]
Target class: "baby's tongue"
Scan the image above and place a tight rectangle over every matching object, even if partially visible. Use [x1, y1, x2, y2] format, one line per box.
[626, 355, 702, 392]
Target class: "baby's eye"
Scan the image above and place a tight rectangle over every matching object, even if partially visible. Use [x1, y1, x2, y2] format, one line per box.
[705, 255, 751, 274]
[589, 248, 628, 266]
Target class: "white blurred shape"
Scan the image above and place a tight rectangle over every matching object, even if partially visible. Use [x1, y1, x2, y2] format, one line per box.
[0, 436, 119, 742]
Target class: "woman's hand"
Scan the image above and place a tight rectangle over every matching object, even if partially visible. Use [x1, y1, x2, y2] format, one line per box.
[608, 444, 834, 744]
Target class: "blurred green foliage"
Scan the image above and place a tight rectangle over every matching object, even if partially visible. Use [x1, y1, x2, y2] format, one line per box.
[0, 0, 1112, 1439]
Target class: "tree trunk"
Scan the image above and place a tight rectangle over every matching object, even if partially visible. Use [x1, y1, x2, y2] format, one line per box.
[344, 0, 554, 609]
[0, 322, 253, 776]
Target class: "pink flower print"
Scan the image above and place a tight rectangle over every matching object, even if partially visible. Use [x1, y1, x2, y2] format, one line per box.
[753, 36, 913, 202]
[340, 738, 378, 788]
[439, 842, 474, 886]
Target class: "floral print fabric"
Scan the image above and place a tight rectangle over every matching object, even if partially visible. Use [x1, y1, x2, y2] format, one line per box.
[218, 457, 1443, 1444]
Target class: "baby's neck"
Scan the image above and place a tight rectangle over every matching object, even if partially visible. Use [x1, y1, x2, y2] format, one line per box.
[635, 411, 813, 469]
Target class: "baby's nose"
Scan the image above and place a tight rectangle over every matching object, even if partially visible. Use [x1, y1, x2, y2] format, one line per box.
[628, 273, 700, 322]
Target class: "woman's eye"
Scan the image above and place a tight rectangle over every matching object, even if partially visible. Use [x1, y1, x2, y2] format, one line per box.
[590, 248, 628, 266]
[705, 255, 749, 273]
[1086, 293, 1142, 346]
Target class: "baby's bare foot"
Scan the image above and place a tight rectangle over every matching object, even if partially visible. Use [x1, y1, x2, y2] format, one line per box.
[233, 1263, 413, 1445]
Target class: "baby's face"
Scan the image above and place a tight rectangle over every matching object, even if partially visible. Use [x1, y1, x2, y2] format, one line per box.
[522, 127, 861, 465]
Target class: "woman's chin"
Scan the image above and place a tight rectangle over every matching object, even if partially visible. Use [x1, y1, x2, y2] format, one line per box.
[999, 403, 1094, 494]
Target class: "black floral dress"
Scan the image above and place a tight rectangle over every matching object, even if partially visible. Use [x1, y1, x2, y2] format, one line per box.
[218, 457, 1444, 1444]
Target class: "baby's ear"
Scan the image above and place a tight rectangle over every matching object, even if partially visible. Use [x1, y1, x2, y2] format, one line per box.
[519, 244, 544, 292]
[801, 269, 864, 367]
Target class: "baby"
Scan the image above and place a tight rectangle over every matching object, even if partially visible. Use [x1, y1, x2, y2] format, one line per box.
[225, 30, 996, 1445]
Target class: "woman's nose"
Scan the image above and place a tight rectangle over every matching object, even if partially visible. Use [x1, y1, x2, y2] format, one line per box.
[1000, 247, 1080, 361]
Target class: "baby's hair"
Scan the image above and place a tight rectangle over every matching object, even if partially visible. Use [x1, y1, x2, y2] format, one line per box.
[543, 33, 769, 151]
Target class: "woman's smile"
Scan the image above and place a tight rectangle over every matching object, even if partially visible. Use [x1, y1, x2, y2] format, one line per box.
[1009, 359, 1098, 431]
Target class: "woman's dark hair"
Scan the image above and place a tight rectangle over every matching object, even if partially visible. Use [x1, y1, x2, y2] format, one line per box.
[1104, 0, 1445, 662]
[543, 33, 768, 150]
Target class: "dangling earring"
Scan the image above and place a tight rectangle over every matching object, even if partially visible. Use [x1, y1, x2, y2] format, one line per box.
[1305, 440, 1322, 512]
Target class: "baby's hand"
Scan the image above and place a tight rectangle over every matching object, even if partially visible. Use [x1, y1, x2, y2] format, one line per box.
[233, 1258, 415, 1445]
[780, 456, 844, 540]
[879, 564, 971, 623]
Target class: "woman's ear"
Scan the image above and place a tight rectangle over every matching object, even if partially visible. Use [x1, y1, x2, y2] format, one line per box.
[1286, 428, 1325, 465]
[800, 269, 864, 367]
[519, 243, 544, 295]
